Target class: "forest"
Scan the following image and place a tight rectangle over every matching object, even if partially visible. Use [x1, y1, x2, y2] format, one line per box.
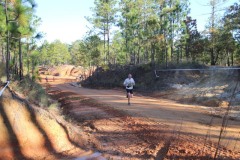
[0, 0, 240, 81]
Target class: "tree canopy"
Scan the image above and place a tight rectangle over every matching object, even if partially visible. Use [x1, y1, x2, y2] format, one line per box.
[1, 0, 240, 82]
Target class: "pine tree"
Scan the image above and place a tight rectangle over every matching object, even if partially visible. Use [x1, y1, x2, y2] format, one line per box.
[1, 0, 36, 80]
[87, 0, 117, 64]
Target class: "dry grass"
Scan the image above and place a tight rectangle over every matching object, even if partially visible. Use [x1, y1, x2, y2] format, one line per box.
[10, 77, 51, 108]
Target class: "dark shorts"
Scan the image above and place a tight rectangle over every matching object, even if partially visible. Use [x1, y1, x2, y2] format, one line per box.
[126, 89, 133, 94]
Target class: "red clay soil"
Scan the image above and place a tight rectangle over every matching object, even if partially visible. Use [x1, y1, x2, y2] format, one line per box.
[44, 80, 240, 160]
[0, 89, 105, 160]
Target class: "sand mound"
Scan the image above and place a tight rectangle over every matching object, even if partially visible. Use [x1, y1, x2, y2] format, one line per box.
[49, 65, 75, 76]
[43, 65, 96, 78]
[71, 66, 85, 77]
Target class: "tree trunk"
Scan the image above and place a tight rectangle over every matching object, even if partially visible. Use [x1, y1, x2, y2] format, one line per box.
[27, 41, 30, 75]
[211, 48, 215, 65]
[125, 17, 129, 63]
[227, 50, 230, 66]
[180, 46, 183, 63]
[171, 41, 173, 62]
[137, 45, 141, 64]
[19, 38, 23, 80]
[151, 43, 155, 65]
[6, 31, 10, 80]
[164, 30, 168, 68]
[103, 22, 106, 64]
[165, 45, 168, 68]
[13, 50, 17, 75]
[211, 2, 216, 66]
[170, 17, 174, 61]
[192, 49, 196, 63]
[107, 14, 110, 64]
[1, 45, 5, 63]
[5, 0, 10, 80]
[133, 50, 136, 65]
[161, 48, 164, 64]
[231, 51, 234, 66]
[185, 43, 189, 62]
[177, 47, 179, 64]
[31, 60, 35, 81]
[145, 48, 148, 64]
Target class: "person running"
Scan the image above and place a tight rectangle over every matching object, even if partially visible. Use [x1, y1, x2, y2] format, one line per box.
[123, 74, 135, 105]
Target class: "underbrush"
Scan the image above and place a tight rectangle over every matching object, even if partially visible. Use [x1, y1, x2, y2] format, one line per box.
[10, 76, 52, 108]
[0, 63, 55, 109]
[156, 62, 207, 69]
[82, 62, 206, 91]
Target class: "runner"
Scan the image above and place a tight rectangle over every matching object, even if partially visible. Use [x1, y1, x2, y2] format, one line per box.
[123, 74, 135, 105]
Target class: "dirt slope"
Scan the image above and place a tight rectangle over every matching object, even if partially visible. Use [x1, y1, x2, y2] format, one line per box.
[0, 89, 104, 160]
[45, 81, 240, 159]
[39, 65, 96, 78]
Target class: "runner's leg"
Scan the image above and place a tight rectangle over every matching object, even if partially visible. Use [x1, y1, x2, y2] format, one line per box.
[126, 89, 131, 105]
[128, 92, 131, 105]
[129, 90, 133, 105]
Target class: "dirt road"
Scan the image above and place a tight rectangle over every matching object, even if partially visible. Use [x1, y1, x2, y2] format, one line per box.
[51, 83, 240, 146]
[44, 81, 240, 159]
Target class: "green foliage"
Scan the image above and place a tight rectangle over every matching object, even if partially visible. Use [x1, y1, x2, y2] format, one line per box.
[101, 64, 110, 71]
[36, 35, 103, 68]
[0, 6, 6, 34]
[87, 0, 117, 63]
[69, 35, 103, 67]
[117, 0, 191, 65]
[48, 40, 71, 65]
[69, 40, 84, 65]
[36, 40, 71, 65]
[0, 0, 41, 81]
[48, 0, 240, 67]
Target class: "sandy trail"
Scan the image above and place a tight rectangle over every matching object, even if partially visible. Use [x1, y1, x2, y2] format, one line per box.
[51, 82, 240, 151]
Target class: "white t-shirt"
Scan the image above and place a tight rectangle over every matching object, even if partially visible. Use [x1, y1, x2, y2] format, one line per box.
[123, 78, 135, 90]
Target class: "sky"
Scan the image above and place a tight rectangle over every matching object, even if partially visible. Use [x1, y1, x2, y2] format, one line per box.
[35, 0, 238, 44]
